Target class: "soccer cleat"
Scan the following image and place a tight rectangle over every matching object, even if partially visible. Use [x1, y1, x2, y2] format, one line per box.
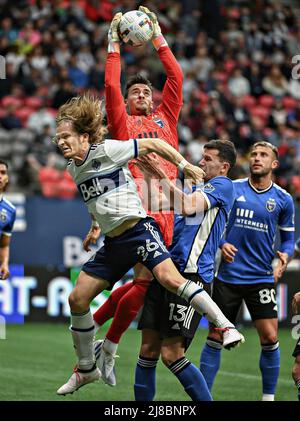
[214, 327, 245, 350]
[57, 365, 101, 395]
[94, 340, 117, 387]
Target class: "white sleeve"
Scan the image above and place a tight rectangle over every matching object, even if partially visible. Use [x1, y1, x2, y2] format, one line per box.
[104, 139, 138, 165]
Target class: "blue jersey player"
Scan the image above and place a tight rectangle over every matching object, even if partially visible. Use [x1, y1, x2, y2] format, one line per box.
[200, 141, 295, 401]
[0, 160, 16, 280]
[134, 140, 244, 401]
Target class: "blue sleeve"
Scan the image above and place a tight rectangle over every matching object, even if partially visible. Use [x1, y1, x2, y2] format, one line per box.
[201, 178, 232, 209]
[279, 230, 295, 257]
[219, 235, 226, 248]
[3, 208, 16, 236]
[278, 194, 295, 231]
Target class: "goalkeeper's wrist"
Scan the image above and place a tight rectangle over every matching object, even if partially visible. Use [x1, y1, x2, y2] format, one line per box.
[152, 35, 168, 50]
[108, 40, 120, 54]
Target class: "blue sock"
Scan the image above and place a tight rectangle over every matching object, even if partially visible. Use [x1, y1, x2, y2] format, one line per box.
[259, 342, 280, 395]
[200, 339, 222, 391]
[169, 357, 213, 401]
[134, 356, 158, 401]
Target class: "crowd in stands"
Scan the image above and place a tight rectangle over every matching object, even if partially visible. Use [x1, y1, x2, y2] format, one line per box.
[0, 0, 300, 201]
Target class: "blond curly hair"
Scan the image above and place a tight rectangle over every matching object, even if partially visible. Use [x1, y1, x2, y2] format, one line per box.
[56, 93, 108, 144]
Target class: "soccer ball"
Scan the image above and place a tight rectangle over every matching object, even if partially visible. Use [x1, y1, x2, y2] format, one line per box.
[118, 10, 154, 47]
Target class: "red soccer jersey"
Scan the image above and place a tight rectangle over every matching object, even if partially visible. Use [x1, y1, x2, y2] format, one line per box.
[105, 47, 183, 247]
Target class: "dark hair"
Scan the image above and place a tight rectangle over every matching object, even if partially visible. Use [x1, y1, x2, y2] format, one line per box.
[251, 141, 279, 160]
[0, 160, 8, 170]
[203, 139, 237, 171]
[125, 74, 153, 98]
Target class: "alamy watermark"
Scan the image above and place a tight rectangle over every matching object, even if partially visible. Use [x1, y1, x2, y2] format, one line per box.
[292, 55, 300, 80]
[0, 55, 6, 79]
[0, 315, 6, 339]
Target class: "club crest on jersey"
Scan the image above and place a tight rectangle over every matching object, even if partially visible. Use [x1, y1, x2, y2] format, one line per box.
[153, 118, 164, 128]
[266, 198, 276, 212]
[0, 209, 7, 222]
[91, 160, 101, 170]
[203, 183, 215, 192]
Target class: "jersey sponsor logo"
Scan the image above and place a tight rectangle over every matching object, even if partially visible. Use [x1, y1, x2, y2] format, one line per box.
[236, 208, 254, 218]
[153, 118, 164, 128]
[0, 209, 7, 222]
[235, 208, 269, 232]
[137, 131, 159, 139]
[266, 198, 276, 212]
[78, 168, 126, 203]
[236, 195, 246, 202]
[91, 159, 101, 170]
[203, 183, 215, 192]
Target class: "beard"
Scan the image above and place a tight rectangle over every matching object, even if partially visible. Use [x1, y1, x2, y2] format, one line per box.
[250, 167, 271, 178]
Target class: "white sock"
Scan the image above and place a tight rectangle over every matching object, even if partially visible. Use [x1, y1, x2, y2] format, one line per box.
[70, 309, 95, 370]
[262, 393, 275, 401]
[177, 280, 234, 328]
[93, 321, 100, 334]
[103, 338, 118, 355]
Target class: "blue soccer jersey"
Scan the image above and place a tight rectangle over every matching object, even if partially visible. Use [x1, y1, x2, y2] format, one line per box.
[169, 176, 234, 283]
[0, 196, 16, 237]
[217, 178, 295, 285]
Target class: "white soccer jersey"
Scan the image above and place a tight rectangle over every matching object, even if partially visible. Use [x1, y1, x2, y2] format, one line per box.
[67, 139, 147, 234]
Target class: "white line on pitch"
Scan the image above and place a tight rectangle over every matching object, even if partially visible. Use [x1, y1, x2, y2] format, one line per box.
[219, 370, 291, 385]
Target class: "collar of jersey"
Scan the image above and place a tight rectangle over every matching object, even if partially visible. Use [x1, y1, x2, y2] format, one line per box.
[0, 193, 3, 202]
[74, 145, 93, 167]
[248, 178, 273, 194]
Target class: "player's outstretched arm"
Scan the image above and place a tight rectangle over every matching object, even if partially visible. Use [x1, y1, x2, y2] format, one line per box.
[135, 153, 207, 215]
[138, 137, 204, 185]
[139, 5, 183, 129]
[107, 12, 122, 53]
[138, 6, 167, 50]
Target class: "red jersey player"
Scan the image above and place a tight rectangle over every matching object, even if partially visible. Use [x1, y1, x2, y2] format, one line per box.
[85, 6, 183, 386]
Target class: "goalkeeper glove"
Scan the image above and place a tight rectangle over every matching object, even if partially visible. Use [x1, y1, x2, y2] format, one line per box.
[108, 12, 122, 44]
[138, 6, 162, 38]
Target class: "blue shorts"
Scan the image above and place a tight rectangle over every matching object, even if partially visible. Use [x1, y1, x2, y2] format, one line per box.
[82, 217, 171, 289]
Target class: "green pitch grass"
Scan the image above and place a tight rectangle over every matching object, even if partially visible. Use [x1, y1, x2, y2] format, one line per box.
[0, 323, 297, 401]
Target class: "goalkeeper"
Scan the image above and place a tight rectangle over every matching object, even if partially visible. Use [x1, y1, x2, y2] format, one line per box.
[89, 5, 184, 387]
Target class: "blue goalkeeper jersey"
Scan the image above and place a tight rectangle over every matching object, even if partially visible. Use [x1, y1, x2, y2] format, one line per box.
[169, 176, 234, 284]
[217, 178, 295, 285]
[0, 196, 16, 237]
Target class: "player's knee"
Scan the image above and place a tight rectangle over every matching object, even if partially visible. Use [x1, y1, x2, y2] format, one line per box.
[261, 333, 278, 345]
[161, 347, 182, 367]
[140, 343, 160, 360]
[154, 270, 181, 292]
[68, 290, 88, 312]
[292, 357, 300, 381]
